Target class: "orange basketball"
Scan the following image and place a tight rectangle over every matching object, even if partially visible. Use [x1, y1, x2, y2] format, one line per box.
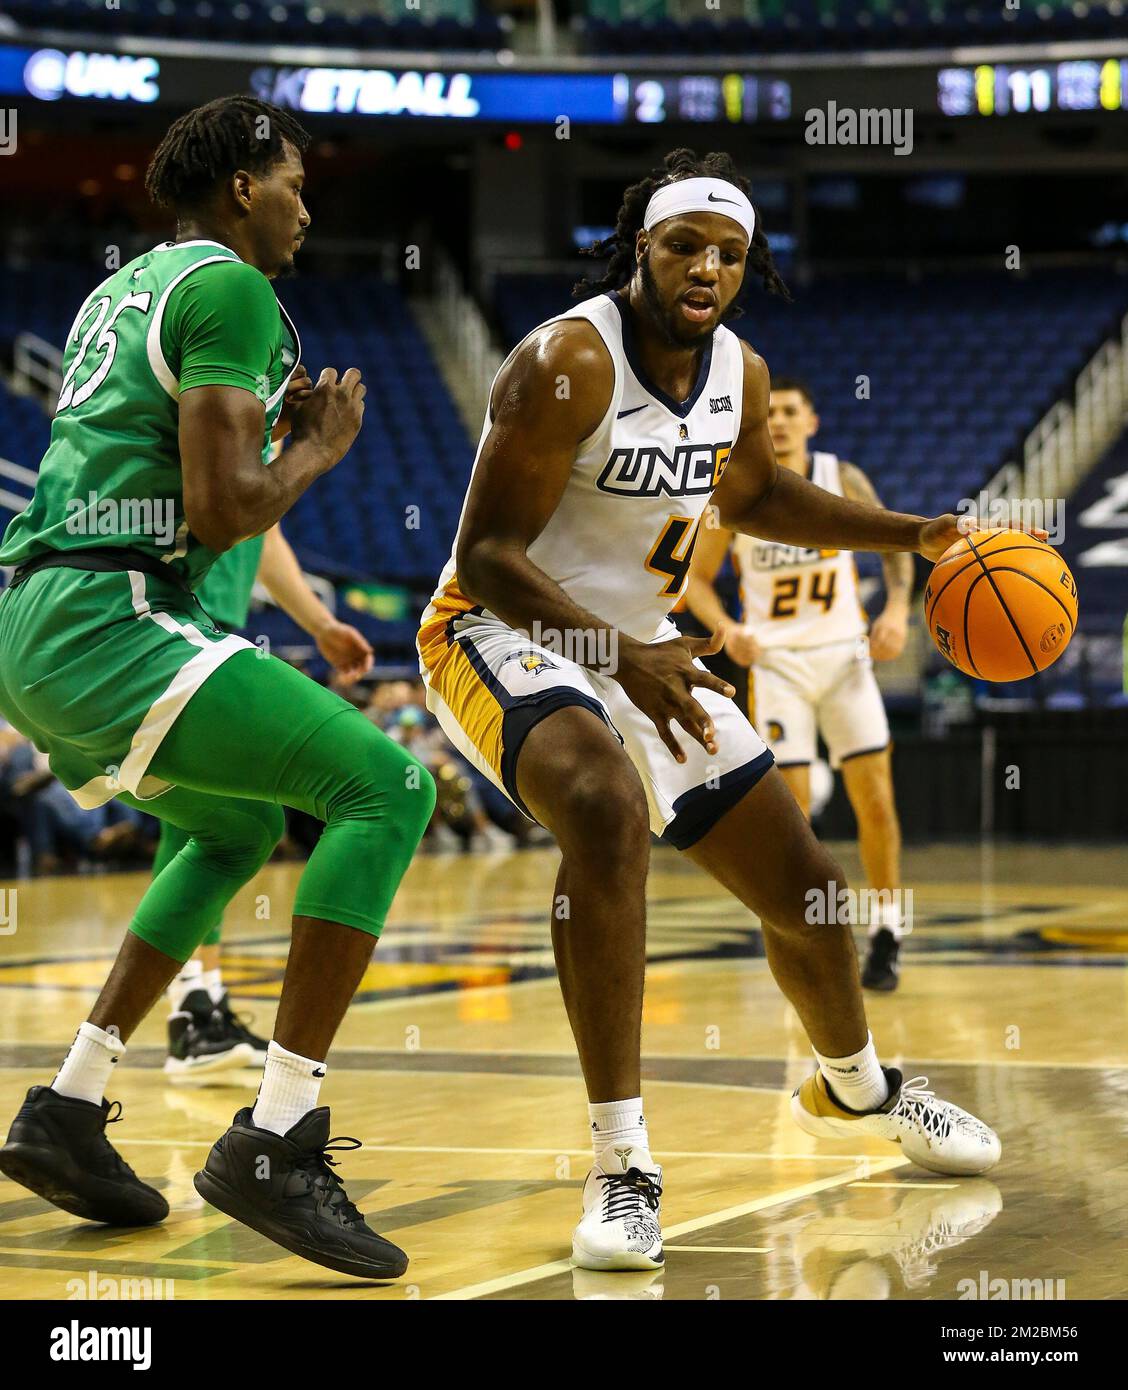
[924, 529, 1078, 682]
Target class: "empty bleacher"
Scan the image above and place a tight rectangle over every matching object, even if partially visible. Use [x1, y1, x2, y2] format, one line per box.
[0, 0, 506, 51]
[495, 268, 1128, 523]
[579, 0, 1125, 55]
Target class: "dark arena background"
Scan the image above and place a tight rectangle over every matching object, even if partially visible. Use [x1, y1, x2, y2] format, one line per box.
[0, 0, 1126, 1339]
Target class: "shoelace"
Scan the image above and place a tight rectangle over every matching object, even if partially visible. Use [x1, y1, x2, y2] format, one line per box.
[293, 1137, 364, 1225]
[600, 1168, 663, 1223]
[891, 1077, 958, 1142]
[219, 1001, 262, 1041]
[95, 1100, 136, 1178]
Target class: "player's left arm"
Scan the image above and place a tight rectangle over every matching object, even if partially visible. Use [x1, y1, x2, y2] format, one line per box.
[257, 524, 374, 681]
[713, 342, 976, 562]
[839, 461, 913, 661]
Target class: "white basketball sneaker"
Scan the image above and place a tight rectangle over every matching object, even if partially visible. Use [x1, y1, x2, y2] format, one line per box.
[572, 1143, 664, 1271]
[791, 1067, 1001, 1176]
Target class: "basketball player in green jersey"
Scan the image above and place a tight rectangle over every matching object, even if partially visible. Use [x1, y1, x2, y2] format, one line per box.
[0, 98, 435, 1281]
[163, 489, 377, 1077]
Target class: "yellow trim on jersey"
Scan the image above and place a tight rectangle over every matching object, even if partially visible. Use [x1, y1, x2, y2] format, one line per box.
[417, 575, 505, 782]
[436, 642, 506, 782]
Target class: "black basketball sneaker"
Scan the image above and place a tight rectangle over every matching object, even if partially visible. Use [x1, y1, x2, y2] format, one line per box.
[164, 987, 247, 1077]
[194, 1106, 408, 1280]
[862, 928, 901, 992]
[215, 993, 270, 1067]
[0, 1085, 168, 1226]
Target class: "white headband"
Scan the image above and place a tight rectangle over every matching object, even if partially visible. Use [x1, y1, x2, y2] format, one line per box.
[643, 177, 756, 245]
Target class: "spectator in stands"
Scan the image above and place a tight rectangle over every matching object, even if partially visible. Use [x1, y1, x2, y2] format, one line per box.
[0, 718, 158, 874]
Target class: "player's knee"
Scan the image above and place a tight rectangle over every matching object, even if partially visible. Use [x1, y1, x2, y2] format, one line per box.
[327, 729, 435, 844]
[196, 801, 285, 878]
[394, 754, 437, 840]
[769, 845, 851, 942]
[554, 762, 650, 861]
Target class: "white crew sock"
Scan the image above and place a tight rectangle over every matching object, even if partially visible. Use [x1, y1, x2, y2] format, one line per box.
[815, 1032, 889, 1113]
[53, 1022, 125, 1105]
[200, 967, 224, 1005]
[588, 1097, 649, 1165]
[168, 959, 204, 1016]
[251, 1041, 326, 1136]
[868, 898, 905, 941]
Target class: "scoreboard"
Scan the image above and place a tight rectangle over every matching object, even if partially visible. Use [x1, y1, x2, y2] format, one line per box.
[3, 41, 1127, 126]
[938, 59, 1128, 116]
[614, 73, 792, 125]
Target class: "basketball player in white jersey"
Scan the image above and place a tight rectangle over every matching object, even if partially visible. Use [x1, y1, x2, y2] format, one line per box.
[417, 151, 1000, 1273]
[685, 378, 910, 991]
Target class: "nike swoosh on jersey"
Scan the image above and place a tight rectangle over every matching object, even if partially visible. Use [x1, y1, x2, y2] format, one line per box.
[616, 404, 648, 419]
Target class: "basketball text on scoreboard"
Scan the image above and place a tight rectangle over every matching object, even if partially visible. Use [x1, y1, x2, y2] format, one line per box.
[3, 43, 1126, 122]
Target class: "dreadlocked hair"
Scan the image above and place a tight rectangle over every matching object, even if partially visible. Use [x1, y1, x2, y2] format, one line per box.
[573, 148, 791, 310]
[145, 96, 312, 211]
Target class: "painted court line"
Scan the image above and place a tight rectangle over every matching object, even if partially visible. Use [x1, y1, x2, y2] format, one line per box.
[664, 1245, 772, 1254]
[850, 1180, 959, 1189]
[432, 1155, 908, 1300]
[112, 1138, 885, 1162]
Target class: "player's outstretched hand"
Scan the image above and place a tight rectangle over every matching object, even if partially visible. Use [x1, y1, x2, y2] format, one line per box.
[869, 606, 909, 661]
[917, 513, 1048, 563]
[723, 620, 762, 668]
[288, 367, 367, 469]
[315, 618, 374, 682]
[616, 627, 736, 764]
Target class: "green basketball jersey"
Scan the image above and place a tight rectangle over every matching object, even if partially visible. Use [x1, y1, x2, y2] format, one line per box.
[0, 239, 299, 589]
[197, 533, 265, 630]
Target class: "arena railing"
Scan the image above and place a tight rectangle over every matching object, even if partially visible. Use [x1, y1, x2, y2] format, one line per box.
[11, 333, 63, 404]
[418, 246, 504, 434]
[986, 310, 1128, 511]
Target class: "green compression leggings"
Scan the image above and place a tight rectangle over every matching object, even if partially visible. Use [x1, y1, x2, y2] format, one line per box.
[121, 649, 436, 961]
[152, 823, 221, 946]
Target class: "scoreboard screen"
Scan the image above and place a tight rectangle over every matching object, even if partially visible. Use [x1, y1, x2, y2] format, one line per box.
[938, 59, 1128, 116]
[614, 73, 792, 125]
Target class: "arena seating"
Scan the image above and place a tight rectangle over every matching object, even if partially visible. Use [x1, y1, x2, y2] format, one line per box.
[0, 0, 506, 51]
[495, 268, 1128, 523]
[580, 0, 1124, 55]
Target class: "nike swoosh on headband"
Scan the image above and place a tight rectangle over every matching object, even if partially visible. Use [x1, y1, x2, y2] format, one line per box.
[708, 193, 739, 205]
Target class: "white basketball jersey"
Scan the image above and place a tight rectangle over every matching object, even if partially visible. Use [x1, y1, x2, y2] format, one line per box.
[426, 292, 745, 643]
[733, 452, 867, 649]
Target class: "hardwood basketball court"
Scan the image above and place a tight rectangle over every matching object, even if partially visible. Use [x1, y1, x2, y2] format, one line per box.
[1, 840, 1123, 1301]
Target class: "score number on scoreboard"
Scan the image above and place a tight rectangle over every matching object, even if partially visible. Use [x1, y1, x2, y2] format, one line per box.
[938, 59, 1128, 115]
[614, 73, 791, 124]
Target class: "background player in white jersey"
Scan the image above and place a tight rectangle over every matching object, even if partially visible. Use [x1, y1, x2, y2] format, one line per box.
[417, 150, 1000, 1273]
[685, 378, 911, 990]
